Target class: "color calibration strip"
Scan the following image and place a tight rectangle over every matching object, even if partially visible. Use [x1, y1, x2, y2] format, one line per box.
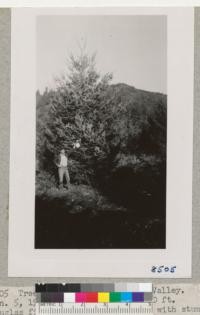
[35, 283, 152, 293]
[35, 283, 152, 303]
[36, 291, 152, 303]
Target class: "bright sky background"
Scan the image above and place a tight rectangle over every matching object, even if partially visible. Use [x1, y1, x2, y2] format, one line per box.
[37, 15, 167, 94]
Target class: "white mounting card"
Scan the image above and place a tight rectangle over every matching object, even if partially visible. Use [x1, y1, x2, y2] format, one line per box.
[9, 7, 193, 277]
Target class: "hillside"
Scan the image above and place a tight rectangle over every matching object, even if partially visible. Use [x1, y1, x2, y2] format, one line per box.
[109, 83, 166, 105]
[108, 83, 167, 123]
[37, 83, 167, 122]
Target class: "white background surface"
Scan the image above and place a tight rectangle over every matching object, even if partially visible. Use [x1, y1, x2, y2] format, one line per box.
[0, 0, 200, 7]
[8, 7, 194, 278]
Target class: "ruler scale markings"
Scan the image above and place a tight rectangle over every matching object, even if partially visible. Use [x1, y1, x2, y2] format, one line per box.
[36, 303, 153, 314]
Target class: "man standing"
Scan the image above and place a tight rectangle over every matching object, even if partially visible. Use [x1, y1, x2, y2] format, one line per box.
[56, 149, 70, 189]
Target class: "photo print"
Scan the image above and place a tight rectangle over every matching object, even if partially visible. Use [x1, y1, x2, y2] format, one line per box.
[9, 8, 193, 277]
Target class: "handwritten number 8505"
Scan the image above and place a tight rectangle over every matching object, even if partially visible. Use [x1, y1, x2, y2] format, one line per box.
[151, 266, 176, 273]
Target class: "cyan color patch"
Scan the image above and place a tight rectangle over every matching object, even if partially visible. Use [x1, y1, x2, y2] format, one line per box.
[120, 292, 132, 302]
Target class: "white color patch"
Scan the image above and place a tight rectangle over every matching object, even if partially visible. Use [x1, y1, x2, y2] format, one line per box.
[64, 293, 76, 303]
[138, 283, 152, 292]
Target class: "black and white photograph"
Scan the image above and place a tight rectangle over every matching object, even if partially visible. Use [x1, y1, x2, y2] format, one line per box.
[35, 15, 167, 249]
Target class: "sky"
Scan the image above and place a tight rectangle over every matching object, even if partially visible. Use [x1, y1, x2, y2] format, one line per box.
[37, 15, 167, 94]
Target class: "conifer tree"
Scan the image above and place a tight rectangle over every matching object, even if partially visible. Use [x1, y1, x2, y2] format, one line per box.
[37, 49, 114, 184]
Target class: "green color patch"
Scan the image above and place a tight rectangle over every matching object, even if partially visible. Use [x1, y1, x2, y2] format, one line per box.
[109, 292, 121, 302]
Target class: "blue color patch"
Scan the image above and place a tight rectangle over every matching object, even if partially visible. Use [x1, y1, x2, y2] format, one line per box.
[132, 292, 144, 302]
[120, 292, 132, 302]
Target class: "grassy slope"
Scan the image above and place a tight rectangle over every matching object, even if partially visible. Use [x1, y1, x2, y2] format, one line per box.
[35, 184, 165, 249]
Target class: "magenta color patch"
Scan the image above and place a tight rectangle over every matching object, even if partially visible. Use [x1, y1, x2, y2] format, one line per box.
[75, 292, 86, 303]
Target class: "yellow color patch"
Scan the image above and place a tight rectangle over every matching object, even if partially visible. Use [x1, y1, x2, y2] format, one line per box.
[98, 292, 110, 303]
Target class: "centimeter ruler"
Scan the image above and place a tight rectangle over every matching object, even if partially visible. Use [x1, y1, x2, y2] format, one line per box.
[36, 303, 153, 314]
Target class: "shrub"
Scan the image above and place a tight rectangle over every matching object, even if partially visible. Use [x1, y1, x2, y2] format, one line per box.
[36, 170, 57, 196]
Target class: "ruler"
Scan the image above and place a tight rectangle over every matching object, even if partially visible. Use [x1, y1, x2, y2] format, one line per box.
[36, 303, 153, 314]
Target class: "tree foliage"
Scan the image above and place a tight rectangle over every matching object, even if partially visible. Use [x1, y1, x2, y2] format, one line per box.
[37, 50, 115, 184]
[36, 50, 167, 210]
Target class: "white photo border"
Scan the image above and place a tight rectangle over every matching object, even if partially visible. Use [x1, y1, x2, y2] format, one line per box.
[8, 7, 193, 278]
